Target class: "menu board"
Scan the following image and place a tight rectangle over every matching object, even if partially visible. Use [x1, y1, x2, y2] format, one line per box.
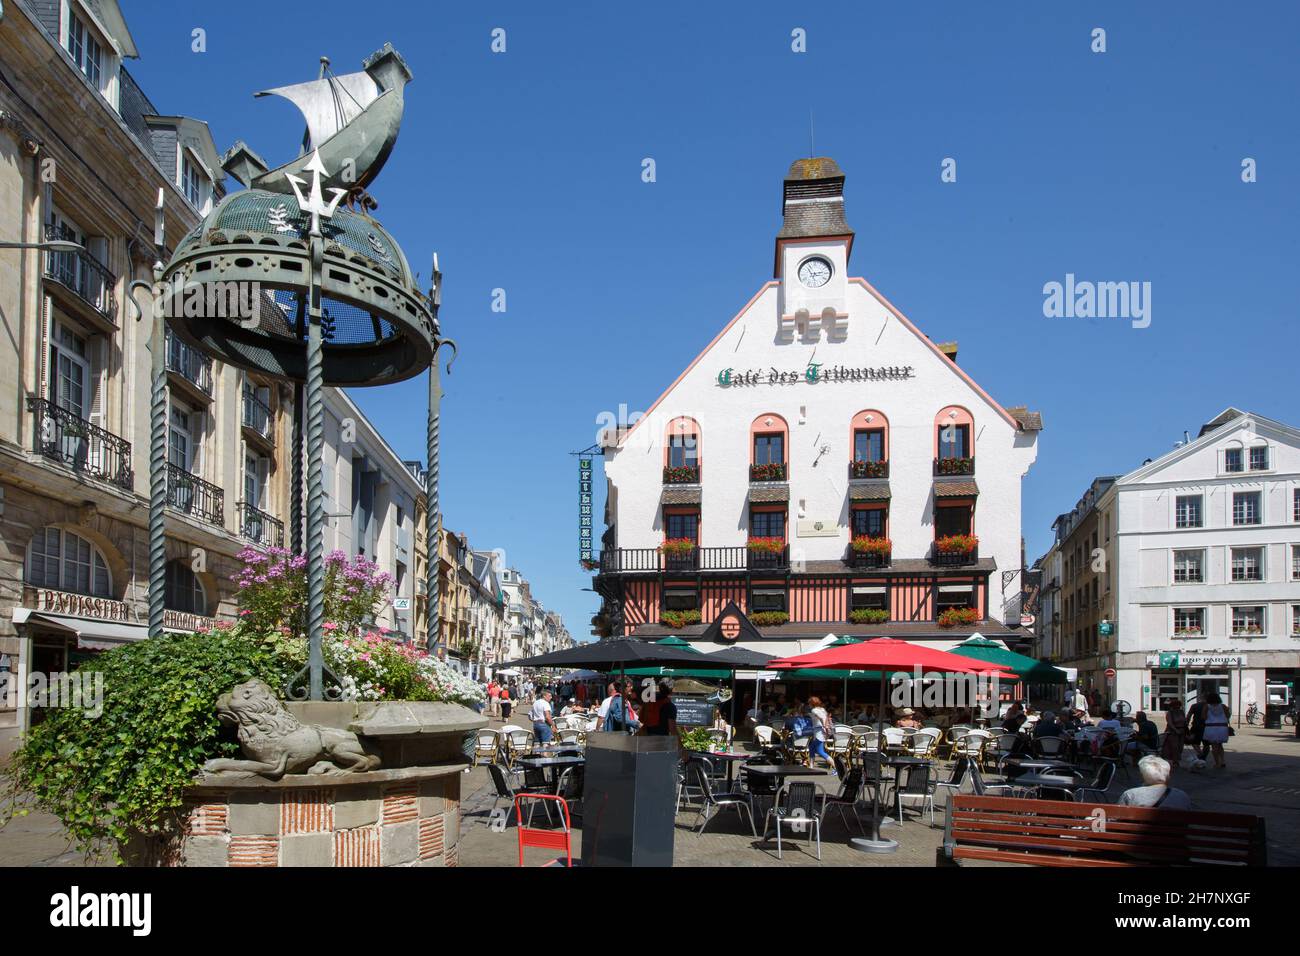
[672, 697, 714, 727]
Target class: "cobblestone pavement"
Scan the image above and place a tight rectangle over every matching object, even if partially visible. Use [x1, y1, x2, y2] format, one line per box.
[1, 717, 1296, 866]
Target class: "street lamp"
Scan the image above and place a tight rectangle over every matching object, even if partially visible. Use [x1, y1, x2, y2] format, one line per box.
[0, 239, 85, 253]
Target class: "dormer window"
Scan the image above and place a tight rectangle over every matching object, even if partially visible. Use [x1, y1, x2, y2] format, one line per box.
[67, 13, 104, 89]
[181, 154, 210, 211]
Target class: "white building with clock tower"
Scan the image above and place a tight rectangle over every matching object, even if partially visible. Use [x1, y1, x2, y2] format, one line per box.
[592, 158, 1044, 658]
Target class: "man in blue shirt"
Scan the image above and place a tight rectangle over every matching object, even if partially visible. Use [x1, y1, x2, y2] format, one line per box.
[603, 681, 641, 734]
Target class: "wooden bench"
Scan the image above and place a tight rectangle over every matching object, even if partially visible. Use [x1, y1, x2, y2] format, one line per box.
[937, 794, 1267, 867]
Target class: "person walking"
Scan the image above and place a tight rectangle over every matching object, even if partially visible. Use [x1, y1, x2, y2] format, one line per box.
[1161, 699, 1187, 764]
[487, 679, 501, 719]
[1200, 693, 1231, 769]
[807, 697, 835, 773]
[1187, 691, 1209, 760]
[530, 690, 557, 743]
[499, 684, 513, 722]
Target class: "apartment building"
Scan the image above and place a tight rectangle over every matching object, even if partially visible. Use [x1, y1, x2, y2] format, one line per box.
[0, 0, 295, 756]
[593, 158, 1042, 657]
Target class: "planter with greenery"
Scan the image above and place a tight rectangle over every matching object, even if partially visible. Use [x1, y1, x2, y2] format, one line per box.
[750, 610, 789, 627]
[660, 609, 702, 629]
[937, 607, 979, 629]
[934, 533, 978, 555]
[746, 536, 785, 554]
[749, 462, 786, 482]
[662, 464, 700, 484]
[659, 537, 696, 557]
[850, 608, 890, 624]
[850, 459, 888, 479]
[679, 727, 719, 752]
[850, 536, 891, 556]
[3, 547, 485, 862]
[935, 457, 974, 476]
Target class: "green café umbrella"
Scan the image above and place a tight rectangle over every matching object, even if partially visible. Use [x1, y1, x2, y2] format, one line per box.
[949, 635, 1068, 684]
[625, 636, 724, 679]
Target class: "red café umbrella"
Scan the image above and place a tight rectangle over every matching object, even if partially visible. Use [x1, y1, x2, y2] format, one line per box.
[767, 637, 1012, 853]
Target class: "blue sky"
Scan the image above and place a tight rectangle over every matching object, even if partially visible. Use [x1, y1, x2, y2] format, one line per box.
[124, 1, 1299, 641]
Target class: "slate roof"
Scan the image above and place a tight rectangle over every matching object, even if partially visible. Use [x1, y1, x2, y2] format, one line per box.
[748, 484, 790, 503]
[848, 481, 891, 501]
[661, 486, 702, 505]
[1005, 406, 1044, 432]
[934, 479, 979, 498]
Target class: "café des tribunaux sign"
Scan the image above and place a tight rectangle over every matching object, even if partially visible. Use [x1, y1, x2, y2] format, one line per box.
[717, 362, 916, 388]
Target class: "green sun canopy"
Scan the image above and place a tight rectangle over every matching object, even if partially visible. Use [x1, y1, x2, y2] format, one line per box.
[948, 635, 1068, 683]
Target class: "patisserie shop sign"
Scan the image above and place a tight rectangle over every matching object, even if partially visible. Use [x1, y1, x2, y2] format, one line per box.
[717, 363, 916, 387]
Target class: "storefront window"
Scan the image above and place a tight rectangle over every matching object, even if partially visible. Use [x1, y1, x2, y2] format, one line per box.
[26, 527, 111, 597]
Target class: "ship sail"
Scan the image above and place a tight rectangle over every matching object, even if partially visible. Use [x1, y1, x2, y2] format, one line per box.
[255, 71, 381, 153]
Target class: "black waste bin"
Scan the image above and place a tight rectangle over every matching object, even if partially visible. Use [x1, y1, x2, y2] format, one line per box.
[1264, 705, 1281, 729]
[581, 733, 679, 867]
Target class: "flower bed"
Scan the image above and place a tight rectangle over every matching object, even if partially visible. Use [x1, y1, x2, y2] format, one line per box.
[850, 608, 890, 624]
[937, 607, 979, 629]
[660, 609, 702, 629]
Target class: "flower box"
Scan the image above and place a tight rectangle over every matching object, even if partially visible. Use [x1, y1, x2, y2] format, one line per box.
[662, 464, 700, 484]
[660, 609, 702, 629]
[746, 537, 785, 554]
[750, 611, 789, 627]
[850, 460, 889, 479]
[935, 457, 975, 476]
[850, 608, 889, 624]
[851, 536, 892, 556]
[749, 462, 787, 482]
[935, 533, 978, 555]
[937, 607, 979, 629]
[659, 538, 697, 557]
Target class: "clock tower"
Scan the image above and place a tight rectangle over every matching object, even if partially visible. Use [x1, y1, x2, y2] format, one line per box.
[774, 157, 854, 343]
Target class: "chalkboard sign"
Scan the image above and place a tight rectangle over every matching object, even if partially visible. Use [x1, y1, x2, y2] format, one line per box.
[672, 697, 715, 727]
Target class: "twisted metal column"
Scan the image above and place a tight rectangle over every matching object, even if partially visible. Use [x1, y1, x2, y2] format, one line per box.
[424, 359, 441, 655]
[291, 381, 304, 555]
[147, 266, 167, 639]
[305, 236, 326, 700]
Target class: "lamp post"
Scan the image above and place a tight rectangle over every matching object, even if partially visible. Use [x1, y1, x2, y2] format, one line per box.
[0, 239, 86, 252]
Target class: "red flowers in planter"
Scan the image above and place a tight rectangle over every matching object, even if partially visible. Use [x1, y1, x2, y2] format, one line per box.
[937, 607, 979, 628]
[750, 462, 787, 481]
[662, 464, 700, 484]
[746, 536, 785, 554]
[850, 460, 888, 479]
[851, 536, 892, 556]
[659, 538, 696, 557]
[935, 533, 978, 555]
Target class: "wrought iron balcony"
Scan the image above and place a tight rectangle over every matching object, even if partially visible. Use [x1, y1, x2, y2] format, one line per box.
[750, 462, 787, 482]
[27, 396, 133, 489]
[746, 543, 788, 571]
[662, 463, 700, 484]
[599, 546, 752, 573]
[849, 459, 889, 480]
[166, 462, 224, 526]
[238, 501, 284, 548]
[242, 388, 274, 441]
[848, 544, 891, 569]
[934, 456, 975, 476]
[165, 330, 213, 396]
[43, 224, 117, 323]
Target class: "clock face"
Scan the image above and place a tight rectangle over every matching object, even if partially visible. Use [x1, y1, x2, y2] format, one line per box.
[797, 256, 832, 288]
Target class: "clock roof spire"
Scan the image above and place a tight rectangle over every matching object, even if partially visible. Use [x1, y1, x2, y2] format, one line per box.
[775, 157, 854, 275]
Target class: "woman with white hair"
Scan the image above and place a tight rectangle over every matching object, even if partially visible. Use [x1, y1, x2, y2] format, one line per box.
[1118, 755, 1192, 810]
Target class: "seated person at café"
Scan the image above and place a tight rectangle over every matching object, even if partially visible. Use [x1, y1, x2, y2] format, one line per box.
[1001, 702, 1027, 734]
[894, 707, 922, 729]
[1122, 710, 1160, 764]
[1118, 755, 1192, 810]
[1033, 710, 1064, 738]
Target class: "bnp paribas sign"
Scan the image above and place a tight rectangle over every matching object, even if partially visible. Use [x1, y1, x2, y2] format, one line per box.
[717, 363, 916, 387]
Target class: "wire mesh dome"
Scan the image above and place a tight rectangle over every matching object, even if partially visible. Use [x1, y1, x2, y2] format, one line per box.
[162, 189, 436, 386]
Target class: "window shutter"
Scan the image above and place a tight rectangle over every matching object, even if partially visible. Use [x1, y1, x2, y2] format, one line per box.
[257, 456, 270, 509]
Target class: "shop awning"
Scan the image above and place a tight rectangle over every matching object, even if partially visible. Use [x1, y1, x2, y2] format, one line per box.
[849, 481, 891, 501]
[934, 479, 979, 498]
[13, 608, 183, 650]
[748, 484, 789, 503]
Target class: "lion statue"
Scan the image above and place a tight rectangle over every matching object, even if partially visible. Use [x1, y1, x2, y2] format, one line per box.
[201, 679, 380, 779]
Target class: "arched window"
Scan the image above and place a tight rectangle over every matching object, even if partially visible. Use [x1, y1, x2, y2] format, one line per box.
[850, 409, 889, 477]
[664, 417, 701, 481]
[165, 560, 208, 615]
[26, 526, 111, 597]
[750, 413, 789, 481]
[934, 406, 975, 472]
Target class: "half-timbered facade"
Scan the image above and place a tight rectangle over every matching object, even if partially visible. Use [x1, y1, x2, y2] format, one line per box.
[593, 158, 1042, 657]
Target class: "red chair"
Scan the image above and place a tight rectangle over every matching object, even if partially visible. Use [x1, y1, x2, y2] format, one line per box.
[514, 794, 573, 867]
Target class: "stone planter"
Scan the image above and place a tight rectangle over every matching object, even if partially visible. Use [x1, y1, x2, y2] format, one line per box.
[123, 700, 485, 867]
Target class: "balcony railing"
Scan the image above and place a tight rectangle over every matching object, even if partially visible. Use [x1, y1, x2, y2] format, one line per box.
[750, 462, 787, 482]
[27, 396, 133, 489]
[166, 331, 213, 396]
[934, 456, 975, 476]
[662, 463, 700, 484]
[43, 224, 117, 323]
[930, 543, 979, 566]
[238, 501, 284, 548]
[600, 546, 756, 573]
[850, 460, 889, 479]
[747, 544, 789, 571]
[242, 389, 273, 441]
[849, 547, 891, 569]
[166, 462, 225, 526]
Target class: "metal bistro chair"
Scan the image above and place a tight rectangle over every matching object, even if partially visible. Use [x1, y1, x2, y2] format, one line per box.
[881, 726, 907, 753]
[473, 729, 500, 767]
[934, 755, 972, 803]
[788, 736, 811, 767]
[857, 751, 888, 805]
[941, 724, 972, 758]
[989, 733, 1022, 773]
[852, 730, 882, 762]
[1031, 734, 1068, 758]
[556, 728, 582, 747]
[692, 761, 756, 837]
[763, 780, 824, 860]
[829, 728, 854, 764]
[820, 766, 867, 835]
[1073, 760, 1118, 803]
[754, 725, 776, 748]
[907, 728, 941, 760]
[967, 761, 1034, 799]
[891, 763, 936, 826]
[556, 764, 585, 821]
[503, 728, 535, 767]
[952, 731, 988, 765]
[487, 762, 554, 827]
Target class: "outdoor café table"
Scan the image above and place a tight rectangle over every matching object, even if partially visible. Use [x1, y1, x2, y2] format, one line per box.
[743, 764, 828, 822]
[516, 754, 586, 794]
[1001, 757, 1072, 779]
[687, 750, 749, 791]
[878, 756, 933, 825]
[1015, 772, 1084, 801]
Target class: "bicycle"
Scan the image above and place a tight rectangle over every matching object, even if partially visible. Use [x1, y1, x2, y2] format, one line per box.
[1284, 706, 1297, 727]
[1245, 702, 1261, 725]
